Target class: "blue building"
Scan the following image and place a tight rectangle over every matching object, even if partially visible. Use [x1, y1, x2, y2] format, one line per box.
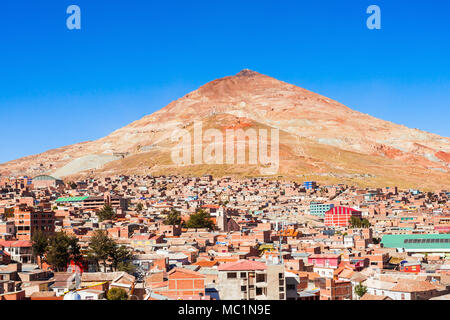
[303, 181, 317, 190]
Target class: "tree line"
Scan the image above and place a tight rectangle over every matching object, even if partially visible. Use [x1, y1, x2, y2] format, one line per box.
[349, 216, 371, 228]
[162, 208, 215, 229]
[31, 229, 135, 273]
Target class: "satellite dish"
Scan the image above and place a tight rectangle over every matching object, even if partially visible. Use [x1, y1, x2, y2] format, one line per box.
[63, 291, 81, 300]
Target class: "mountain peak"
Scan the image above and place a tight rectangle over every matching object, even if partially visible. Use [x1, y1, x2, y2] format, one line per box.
[235, 69, 261, 78]
[1, 70, 449, 190]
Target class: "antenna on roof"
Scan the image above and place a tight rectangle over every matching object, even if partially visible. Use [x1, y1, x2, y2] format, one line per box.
[279, 220, 284, 265]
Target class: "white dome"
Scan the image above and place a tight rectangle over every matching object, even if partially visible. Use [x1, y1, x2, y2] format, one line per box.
[63, 291, 81, 300]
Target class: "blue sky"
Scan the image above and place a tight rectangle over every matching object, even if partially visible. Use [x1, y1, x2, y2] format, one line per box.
[0, 0, 449, 163]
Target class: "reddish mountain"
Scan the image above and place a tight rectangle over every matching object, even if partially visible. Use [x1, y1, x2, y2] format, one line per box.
[1, 70, 449, 190]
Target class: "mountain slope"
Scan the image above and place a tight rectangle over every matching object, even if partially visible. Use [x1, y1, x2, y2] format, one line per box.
[1, 70, 449, 190]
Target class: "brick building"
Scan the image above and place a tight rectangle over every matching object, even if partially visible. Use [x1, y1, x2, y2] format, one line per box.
[82, 193, 128, 211]
[308, 254, 341, 269]
[320, 278, 353, 300]
[165, 267, 206, 298]
[14, 203, 55, 241]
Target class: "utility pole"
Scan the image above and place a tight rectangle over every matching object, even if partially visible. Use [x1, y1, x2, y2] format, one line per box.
[279, 220, 284, 265]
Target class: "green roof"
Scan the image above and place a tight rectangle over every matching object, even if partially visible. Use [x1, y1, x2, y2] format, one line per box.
[55, 196, 89, 203]
[382, 234, 450, 250]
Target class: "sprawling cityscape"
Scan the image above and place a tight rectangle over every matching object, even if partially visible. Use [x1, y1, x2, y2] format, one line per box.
[1, 1, 449, 308]
[1, 174, 449, 300]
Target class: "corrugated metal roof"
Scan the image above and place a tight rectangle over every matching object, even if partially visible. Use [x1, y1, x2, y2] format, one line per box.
[382, 234, 450, 249]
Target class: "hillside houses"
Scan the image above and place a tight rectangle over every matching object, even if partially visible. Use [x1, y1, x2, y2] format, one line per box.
[0, 174, 449, 300]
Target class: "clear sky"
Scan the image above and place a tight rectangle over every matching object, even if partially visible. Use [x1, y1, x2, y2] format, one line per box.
[1, 0, 449, 164]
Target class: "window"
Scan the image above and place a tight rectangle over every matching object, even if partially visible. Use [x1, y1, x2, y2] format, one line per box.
[256, 274, 265, 283]
[240, 272, 247, 278]
[241, 286, 247, 292]
[227, 272, 237, 279]
[286, 284, 296, 290]
[404, 238, 450, 244]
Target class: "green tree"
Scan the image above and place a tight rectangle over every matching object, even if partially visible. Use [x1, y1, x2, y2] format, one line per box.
[163, 208, 182, 226]
[31, 231, 48, 267]
[116, 261, 136, 274]
[349, 216, 358, 228]
[110, 244, 135, 273]
[361, 218, 371, 228]
[46, 232, 81, 271]
[87, 230, 134, 273]
[354, 283, 368, 298]
[68, 235, 82, 263]
[218, 200, 229, 206]
[96, 204, 116, 222]
[349, 216, 369, 228]
[87, 230, 115, 272]
[107, 287, 129, 300]
[185, 209, 214, 230]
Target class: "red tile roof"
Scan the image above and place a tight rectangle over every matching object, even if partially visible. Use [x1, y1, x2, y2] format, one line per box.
[0, 240, 32, 248]
[131, 234, 152, 240]
[168, 267, 206, 278]
[192, 260, 218, 268]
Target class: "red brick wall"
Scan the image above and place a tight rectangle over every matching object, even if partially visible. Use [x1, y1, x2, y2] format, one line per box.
[0, 290, 26, 300]
[167, 270, 205, 297]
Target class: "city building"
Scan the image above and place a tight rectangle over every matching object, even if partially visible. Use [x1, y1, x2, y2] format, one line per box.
[303, 181, 317, 190]
[32, 175, 64, 189]
[217, 260, 286, 300]
[13, 204, 55, 241]
[310, 202, 334, 218]
[324, 206, 362, 227]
